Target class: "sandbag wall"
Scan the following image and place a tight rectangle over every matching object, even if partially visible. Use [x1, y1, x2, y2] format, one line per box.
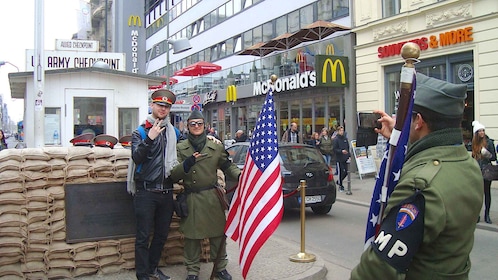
[0, 146, 189, 279]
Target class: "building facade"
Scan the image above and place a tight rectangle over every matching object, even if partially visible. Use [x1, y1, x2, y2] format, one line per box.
[145, 0, 356, 144]
[353, 0, 498, 144]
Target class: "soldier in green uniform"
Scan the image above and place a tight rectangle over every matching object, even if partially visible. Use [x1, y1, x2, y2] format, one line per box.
[351, 73, 483, 279]
[170, 110, 240, 280]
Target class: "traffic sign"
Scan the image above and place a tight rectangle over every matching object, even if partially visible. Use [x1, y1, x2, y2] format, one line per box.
[191, 104, 201, 111]
[192, 94, 201, 104]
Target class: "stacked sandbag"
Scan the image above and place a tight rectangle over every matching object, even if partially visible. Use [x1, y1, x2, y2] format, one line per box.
[0, 146, 198, 279]
[113, 147, 131, 181]
[0, 149, 25, 279]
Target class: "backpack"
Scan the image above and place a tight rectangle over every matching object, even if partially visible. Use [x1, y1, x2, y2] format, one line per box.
[126, 125, 146, 195]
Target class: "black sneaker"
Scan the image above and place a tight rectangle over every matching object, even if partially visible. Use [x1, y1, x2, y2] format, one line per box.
[149, 268, 170, 280]
[216, 269, 232, 280]
[186, 275, 199, 280]
[339, 186, 345, 192]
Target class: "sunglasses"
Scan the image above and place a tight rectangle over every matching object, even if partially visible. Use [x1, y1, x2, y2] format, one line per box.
[188, 121, 205, 127]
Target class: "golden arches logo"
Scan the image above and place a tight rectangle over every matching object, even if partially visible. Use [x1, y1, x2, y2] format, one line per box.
[322, 58, 346, 85]
[296, 51, 305, 62]
[226, 85, 237, 102]
[128, 15, 142, 27]
[154, 18, 164, 28]
[326, 44, 335, 55]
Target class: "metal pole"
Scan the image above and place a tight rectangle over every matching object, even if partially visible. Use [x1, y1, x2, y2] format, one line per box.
[289, 180, 316, 263]
[165, 1, 170, 89]
[346, 160, 352, 195]
[34, 0, 45, 148]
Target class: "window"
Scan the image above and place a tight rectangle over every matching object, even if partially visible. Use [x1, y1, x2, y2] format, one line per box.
[288, 10, 300, 33]
[275, 15, 287, 36]
[243, 30, 253, 49]
[262, 22, 274, 42]
[300, 4, 314, 28]
[333, 0, 349, 18]
[233, 36, 242, 53]
[382, 0, 401, 18]
[45, 107, 61, 145]
[73, 97, 106, 138]
[317, 0, 333, 21]
[252, 26, 262, 44]
[118, 108, 139, 138]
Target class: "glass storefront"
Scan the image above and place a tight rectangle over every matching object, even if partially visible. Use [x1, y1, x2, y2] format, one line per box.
[209, 90, 345, 143]
[384, 51, 474, 142]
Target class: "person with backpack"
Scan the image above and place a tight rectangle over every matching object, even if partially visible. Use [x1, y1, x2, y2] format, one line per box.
[131, 89, 179, 280]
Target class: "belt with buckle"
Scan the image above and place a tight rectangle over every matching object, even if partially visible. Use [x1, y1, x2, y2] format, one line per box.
[137, 181, 173, 193]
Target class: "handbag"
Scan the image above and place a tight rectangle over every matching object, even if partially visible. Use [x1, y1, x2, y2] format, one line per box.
[482, 164, 498, 181]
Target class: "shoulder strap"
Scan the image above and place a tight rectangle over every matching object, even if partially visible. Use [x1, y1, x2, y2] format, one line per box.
[137, 125, 146, 140]
[135, 125, 146, 173]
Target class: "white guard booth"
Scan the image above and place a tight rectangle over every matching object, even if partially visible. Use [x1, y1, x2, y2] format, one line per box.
[9, 67, 165, 147]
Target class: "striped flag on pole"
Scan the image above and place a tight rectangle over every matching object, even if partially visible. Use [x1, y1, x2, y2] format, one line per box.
[364, 73, 416, 249]
[224, 88, 283, 279]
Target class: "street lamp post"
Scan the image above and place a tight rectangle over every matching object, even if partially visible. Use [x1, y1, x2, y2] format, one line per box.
[165, 1, 191, 88]
[0, 61, 20, 72]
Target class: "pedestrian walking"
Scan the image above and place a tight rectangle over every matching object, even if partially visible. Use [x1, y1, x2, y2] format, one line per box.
[351, 73, 483, 279]
[318, 128, 333, 166]
[307, 131, 320, 148]
[471, 120, 496, 224]
[0, 130, 8, 151]
[131, 89, 179, 280]
[281, 122, 303, 143]
[170, 110, 241, 280]
[333, 126, 350, 191]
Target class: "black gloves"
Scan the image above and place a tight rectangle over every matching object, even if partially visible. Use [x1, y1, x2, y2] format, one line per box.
[183, 155, 196, 173]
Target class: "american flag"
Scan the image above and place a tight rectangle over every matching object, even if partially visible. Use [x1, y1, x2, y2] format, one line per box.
[364, 72, 416, 249]
[225, 89, 283, 279]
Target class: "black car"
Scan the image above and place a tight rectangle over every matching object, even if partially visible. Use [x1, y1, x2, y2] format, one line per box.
[225, 142, 336, 215]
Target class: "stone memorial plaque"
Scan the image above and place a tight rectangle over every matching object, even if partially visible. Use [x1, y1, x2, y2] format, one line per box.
[65, 182, 136, 243]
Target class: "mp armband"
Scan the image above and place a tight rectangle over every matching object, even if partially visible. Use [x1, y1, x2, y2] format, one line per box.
[372, 191, 425, 273]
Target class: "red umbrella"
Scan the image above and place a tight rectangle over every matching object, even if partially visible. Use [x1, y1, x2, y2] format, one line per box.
[168, 77, 178, 85]
[174, 61, 222, 76]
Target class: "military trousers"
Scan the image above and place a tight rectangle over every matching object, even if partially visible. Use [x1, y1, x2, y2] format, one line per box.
[184, 236, 228, 276]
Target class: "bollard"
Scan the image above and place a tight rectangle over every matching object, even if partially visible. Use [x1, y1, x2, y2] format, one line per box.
[289, 180, 316, 263]
[346, 160, 352, 195]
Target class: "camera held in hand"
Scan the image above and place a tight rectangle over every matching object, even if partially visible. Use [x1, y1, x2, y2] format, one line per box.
[356, 112, 381, 147]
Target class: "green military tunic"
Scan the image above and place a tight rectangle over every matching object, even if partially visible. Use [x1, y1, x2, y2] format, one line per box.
[351, 128, 483, 280]
[170, 138, 240, 239]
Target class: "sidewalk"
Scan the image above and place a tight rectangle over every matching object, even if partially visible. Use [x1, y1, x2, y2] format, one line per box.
[78, 173, 498, 280]
[337, 172, 498, 233]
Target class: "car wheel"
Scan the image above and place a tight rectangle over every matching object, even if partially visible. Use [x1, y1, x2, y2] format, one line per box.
[311, 205, 332, 215]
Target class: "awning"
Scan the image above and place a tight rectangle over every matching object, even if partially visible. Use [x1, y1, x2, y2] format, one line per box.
[261, 32, 303, 51]
[291, 20, 350, 42]
[238, 42, 275, 57]
[173, 61, 222, 76]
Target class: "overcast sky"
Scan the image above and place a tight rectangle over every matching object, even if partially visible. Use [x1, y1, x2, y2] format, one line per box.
[0, 0, 80, 123]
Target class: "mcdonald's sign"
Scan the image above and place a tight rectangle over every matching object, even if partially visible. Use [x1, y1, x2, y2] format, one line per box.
[154, 18, 164, 28]
[128, 15, 142, 27]
[226, 85, 237, 102]
[296, 51, 305, 62]
[325, 44, 335, 55]
[315, 55, 349, 87]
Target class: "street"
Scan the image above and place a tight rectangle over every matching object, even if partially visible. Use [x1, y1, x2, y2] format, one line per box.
[276, 201, 498, 279]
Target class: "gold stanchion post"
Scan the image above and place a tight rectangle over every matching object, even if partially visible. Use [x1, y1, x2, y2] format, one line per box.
[289, 180, 316, 262]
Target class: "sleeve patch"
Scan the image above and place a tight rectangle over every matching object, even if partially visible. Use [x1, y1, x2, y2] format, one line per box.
[372, 191, 425, 273]
[396, 203, 421, 231]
